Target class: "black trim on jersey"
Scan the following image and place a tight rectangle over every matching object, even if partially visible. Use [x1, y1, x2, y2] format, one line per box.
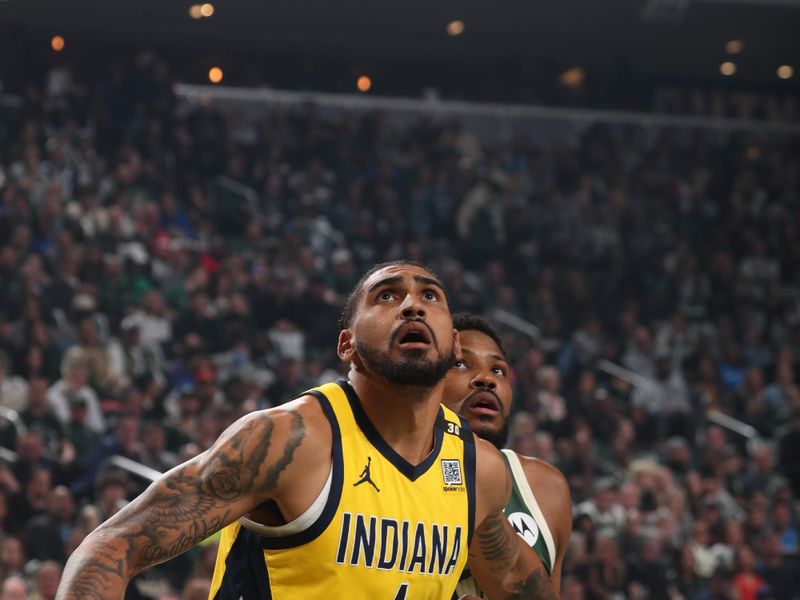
[435, 410, 473, 440]
[460, 414, 477, 551]
[257, 389, 344, 550]
[212, 528, 271, 600]
[339, 379, 444, 482]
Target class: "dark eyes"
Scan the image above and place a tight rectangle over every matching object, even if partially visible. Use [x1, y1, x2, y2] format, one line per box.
[377, 289, 440, 301]
[452, 361, 507, 377]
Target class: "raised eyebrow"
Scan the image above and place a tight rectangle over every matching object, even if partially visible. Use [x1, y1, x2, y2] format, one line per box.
[461, 346, 511, 367]
[367, 275, 403, 294]
[460, 348, 508, 364]
[414, 275, 446, 294]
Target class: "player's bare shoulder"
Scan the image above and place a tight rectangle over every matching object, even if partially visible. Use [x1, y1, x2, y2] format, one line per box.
[515, 455, 569, 504]
[278, 392, 333, 445]
[473, 435, 511, 514]
[249, 394, 333, 494]
[204, 394, 331, 502]
[515, 453, 572, 551]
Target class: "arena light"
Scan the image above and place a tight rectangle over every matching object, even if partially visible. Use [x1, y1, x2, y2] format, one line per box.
[446, 20, 465, 36]
[200, 3, 214, 17]
[189, 4, 202, 19]
[725, 39, 744, 55]
[209, 67, 223, 84]
[357, 75, 372, 93]
[777, 65, 794, 80]
[720, 61, 737, 76]
[559, 66, 585, 88]
[51, 35, 65, 52]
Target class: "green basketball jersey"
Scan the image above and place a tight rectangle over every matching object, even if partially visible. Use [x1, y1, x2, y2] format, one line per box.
[453, 449, 556, 598]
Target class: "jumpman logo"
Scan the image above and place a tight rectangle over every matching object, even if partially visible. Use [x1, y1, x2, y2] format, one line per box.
[353, 456, 380, 492]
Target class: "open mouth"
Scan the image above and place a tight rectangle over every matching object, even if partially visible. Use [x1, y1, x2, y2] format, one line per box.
[395, 321, 433, 349]
[464, 390, 501, 418]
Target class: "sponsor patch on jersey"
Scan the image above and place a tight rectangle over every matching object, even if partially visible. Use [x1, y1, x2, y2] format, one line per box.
[507, 512, 539, 547]
[441, 459, 462, 486]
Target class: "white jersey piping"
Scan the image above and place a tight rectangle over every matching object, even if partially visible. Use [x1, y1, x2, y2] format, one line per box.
[238, 463, 333, 537]
[501, 449, 557, 567]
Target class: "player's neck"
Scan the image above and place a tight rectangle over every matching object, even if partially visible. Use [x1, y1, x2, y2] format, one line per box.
[348, 370, 443, 465]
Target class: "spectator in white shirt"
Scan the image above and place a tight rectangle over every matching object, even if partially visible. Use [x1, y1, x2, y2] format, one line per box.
[0, 351, 28, 413]
[120, 290, 172, 348]
[47, 356, 105, 434]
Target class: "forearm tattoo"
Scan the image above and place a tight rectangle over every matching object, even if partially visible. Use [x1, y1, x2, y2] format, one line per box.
[506, 570, 559, 600]
[57, 411, 306, 599]
[474, 514, 557, 599]
[476, 512, 517, 570]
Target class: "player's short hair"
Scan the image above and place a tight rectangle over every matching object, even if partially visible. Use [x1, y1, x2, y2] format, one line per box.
[452, 313, 507, 359]
[338, 260, 448, 331]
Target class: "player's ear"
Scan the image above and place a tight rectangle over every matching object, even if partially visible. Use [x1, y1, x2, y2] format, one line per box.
[338, 329, 355, 361]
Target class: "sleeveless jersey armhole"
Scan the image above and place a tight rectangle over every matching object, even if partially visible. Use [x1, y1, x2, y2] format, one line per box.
[250, 388, 344, 550]
[239, 464, 334, 537]
[500, 449, 557, 568]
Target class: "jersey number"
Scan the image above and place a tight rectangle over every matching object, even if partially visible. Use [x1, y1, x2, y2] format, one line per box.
[446, 422, 460, 436]
[393, 583, 409, 600]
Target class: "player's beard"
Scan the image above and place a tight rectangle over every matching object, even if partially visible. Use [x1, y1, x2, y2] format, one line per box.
[356, 340, 455, 388]
[471, 418, 510, 450]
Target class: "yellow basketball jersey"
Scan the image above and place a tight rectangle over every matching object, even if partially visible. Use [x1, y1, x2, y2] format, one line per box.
[209, 380, 476, 600]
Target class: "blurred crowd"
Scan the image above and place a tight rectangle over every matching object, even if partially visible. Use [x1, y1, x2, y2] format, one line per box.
[0, 53, 799, 600]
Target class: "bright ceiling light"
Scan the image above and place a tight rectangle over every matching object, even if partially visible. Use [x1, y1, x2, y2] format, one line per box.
[720, 61, 737, 76]
[200, 3, 214, 17]
[209, 67, 223, 84]
[446, 20, 465, 36]
[357, 76, 372, 93]
[189, 4, 202, 19]
[777, 65, 794, 80]
[51, 35, 65, 52]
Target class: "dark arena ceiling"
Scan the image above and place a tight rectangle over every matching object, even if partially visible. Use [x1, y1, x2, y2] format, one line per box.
[1, 0, 799, 93]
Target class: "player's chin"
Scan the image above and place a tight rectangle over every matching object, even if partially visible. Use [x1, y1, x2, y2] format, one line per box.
[472, 421, 508, 448]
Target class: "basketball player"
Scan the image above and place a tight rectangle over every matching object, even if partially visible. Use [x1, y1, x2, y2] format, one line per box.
[444, 314, 572, 597]
[57, 262, 556, 600]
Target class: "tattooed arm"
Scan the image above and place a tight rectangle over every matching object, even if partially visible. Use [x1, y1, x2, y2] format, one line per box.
[469, 438, 559, 600]
[57, 405, 315, 600]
